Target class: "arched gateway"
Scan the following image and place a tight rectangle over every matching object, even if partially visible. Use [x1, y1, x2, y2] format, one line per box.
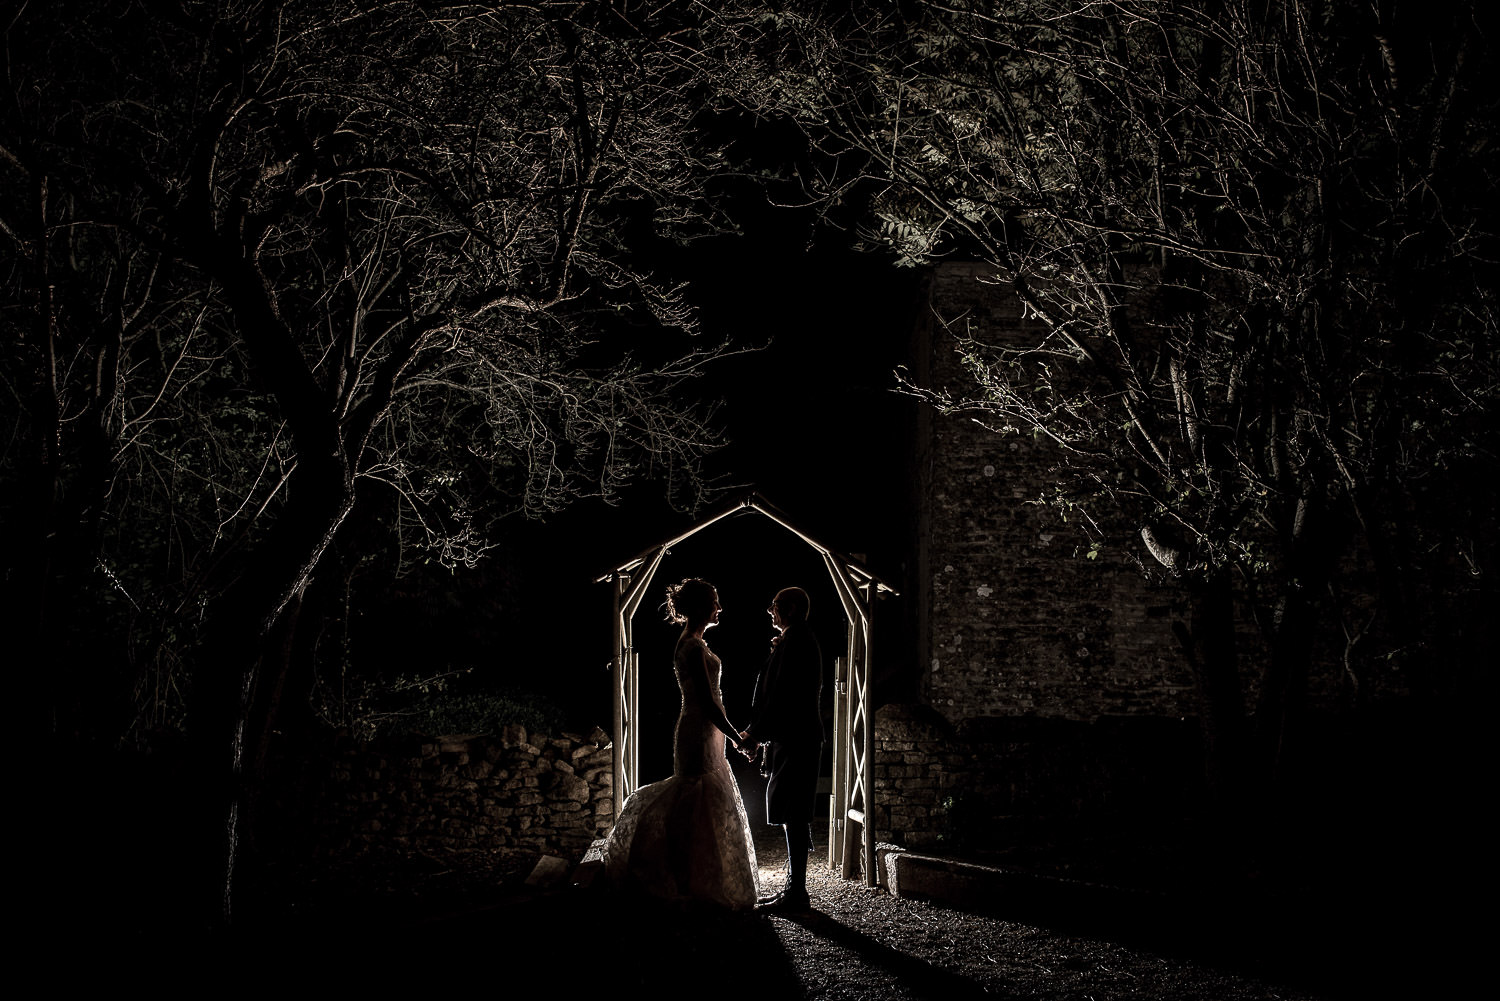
[598, 492, 897, 884]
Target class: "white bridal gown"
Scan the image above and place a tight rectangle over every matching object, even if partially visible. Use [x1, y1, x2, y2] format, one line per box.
[603, 636, 759, 909]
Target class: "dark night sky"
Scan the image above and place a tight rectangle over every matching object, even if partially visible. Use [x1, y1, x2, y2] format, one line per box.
[460, 200, 926, 739]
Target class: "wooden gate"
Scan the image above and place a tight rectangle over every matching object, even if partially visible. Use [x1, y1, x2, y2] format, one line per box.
[599, 493, 895, 881]
[825, 557, 878, 883]
[605, 545, 667, 814]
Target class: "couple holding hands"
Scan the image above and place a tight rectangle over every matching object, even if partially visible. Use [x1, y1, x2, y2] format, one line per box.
[602, 578, 823, 912]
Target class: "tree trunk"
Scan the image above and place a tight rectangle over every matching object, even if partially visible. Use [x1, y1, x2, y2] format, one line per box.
[187, 459, 354, 929]
[1255, 494, 1340, 796]
[1173, 567, 1247, 806]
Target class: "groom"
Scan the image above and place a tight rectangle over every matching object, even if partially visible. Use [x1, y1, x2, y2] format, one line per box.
[740, 586, 824, 912]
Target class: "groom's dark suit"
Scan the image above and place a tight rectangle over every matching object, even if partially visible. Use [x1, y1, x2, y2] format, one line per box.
[745, 622, 824, 825]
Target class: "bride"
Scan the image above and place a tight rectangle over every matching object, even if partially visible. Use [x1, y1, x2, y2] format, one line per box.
[602, 578, 759, 909]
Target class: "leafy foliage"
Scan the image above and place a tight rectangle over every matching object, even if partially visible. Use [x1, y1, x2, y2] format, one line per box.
[311, 665, 566, 741]
[771, 0, 1496, 707]
[1, 1, 759, 747]
[378, 687, 568, 742]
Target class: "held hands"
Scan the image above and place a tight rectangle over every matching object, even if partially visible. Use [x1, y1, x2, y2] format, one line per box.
[736, 729, 760, 761]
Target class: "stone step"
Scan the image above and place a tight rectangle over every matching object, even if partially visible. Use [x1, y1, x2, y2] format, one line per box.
[875, 843, 1177, 932]
[567, 838, 608, 890]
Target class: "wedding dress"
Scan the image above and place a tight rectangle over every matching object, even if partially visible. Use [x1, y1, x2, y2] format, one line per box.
[603, 635, 759, 909]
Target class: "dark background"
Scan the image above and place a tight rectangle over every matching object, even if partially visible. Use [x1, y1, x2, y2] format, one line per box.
[387, 201, 926, 749]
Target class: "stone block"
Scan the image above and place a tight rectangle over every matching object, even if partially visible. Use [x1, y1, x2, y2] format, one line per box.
[549, 772, 591, 804]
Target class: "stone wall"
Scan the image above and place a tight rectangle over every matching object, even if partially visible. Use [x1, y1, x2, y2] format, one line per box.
[895, 264, 1220, 852]
[916, 261, 1196, 722]
[871, 704, 1207, 852]
[308, 724, 614, 856]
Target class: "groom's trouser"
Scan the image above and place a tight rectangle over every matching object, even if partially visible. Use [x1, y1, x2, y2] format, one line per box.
[785, 820, 813, 890]
[765, 739, 821, 892]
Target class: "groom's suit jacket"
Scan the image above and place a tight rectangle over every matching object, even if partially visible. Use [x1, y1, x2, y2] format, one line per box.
[746, 623, 824, 748]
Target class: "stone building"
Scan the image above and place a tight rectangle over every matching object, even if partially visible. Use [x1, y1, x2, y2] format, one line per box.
[912, 262, 1195, 721]
[872, 263, 1222, 854]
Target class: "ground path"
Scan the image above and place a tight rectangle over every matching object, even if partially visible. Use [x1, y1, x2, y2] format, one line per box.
[186, 819, 1441, 1000]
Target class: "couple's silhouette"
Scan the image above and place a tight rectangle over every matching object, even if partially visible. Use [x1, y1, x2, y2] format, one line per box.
[602, 578, 823, 911]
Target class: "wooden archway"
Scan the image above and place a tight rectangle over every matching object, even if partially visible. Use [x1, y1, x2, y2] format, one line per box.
[597, 492, 898, 884]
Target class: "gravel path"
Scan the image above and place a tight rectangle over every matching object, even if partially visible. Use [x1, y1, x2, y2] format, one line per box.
[144, 757, 1444, 999]
[146, 812, 1447, 1001]
[738, 827, 1334, 1001]
[237, 829, 1348, 999]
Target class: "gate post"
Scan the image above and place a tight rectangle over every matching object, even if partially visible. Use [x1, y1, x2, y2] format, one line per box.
[828, 655, 847, 872]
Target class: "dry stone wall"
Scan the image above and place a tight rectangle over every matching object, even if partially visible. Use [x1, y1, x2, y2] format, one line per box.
[310, 724, 614, 856]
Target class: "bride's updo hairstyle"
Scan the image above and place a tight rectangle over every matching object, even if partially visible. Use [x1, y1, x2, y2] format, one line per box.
[665, 578, 716, 625]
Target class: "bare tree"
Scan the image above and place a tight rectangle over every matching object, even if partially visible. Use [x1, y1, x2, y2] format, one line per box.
[767, 1, 1497, 798]
[3, 0, 756, 923]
